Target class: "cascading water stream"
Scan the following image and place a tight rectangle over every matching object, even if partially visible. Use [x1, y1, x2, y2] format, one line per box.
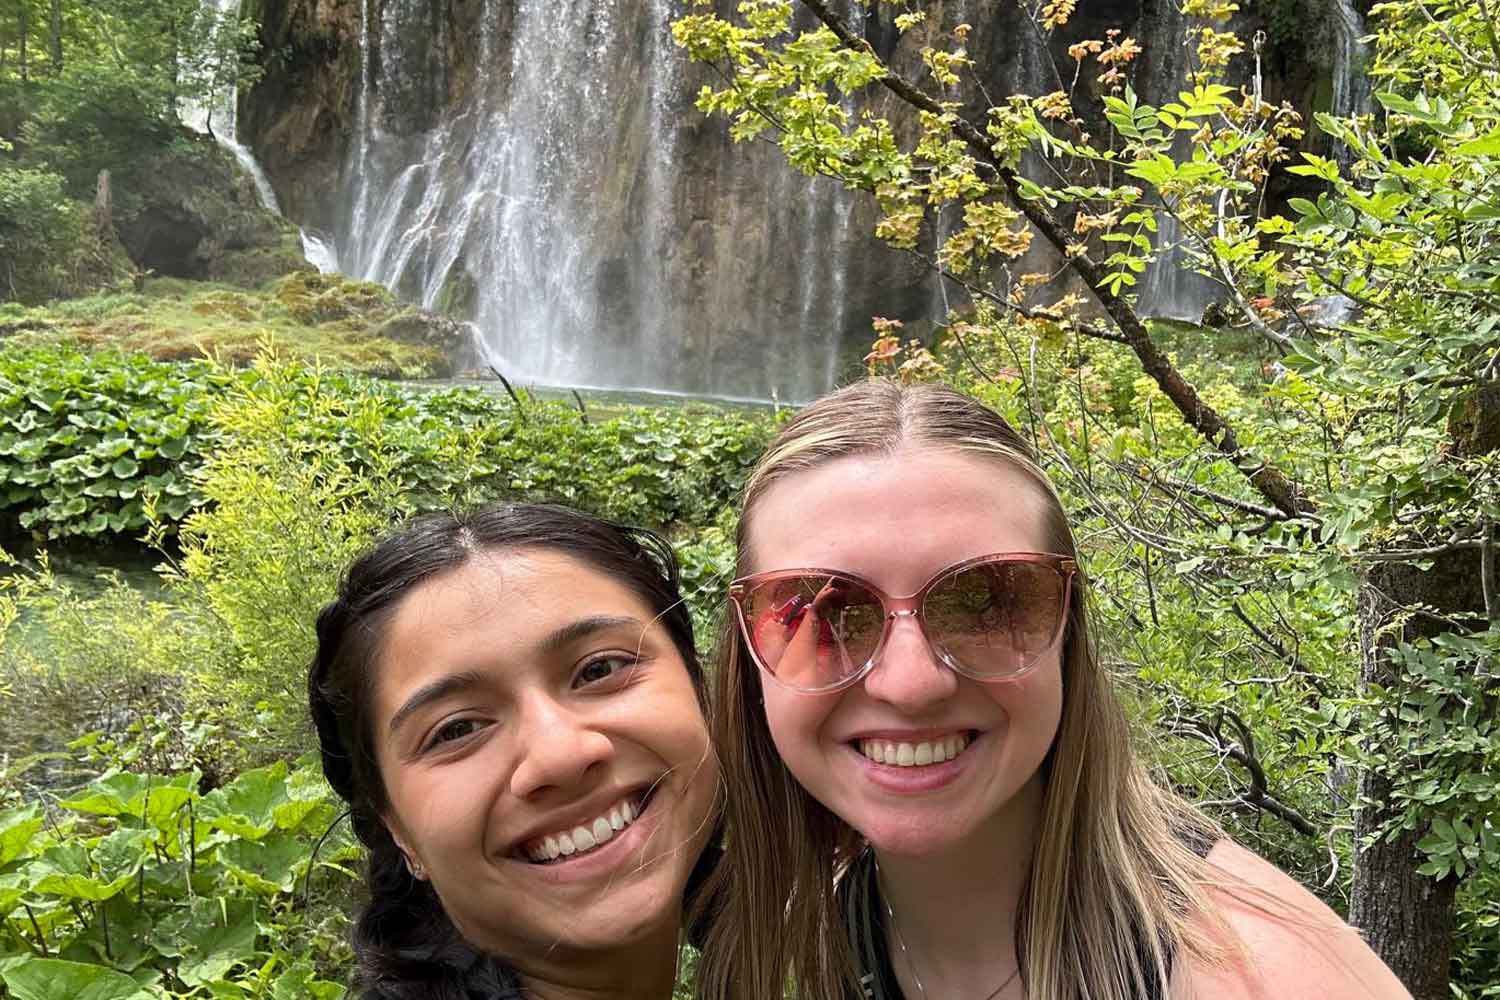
[1328, 0, 1372, 166]
[183, 0, 334, 271]
[336, 0, 863, 401]
[1132, 0, 1223, 322]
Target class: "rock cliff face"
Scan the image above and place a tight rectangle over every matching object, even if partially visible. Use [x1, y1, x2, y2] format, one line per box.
[114, 133, 306, 286]
[240, 0, 1325, 398]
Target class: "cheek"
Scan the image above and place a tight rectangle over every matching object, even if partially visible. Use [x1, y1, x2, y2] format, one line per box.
[761, 683, 837, 765]
[990, 659, 1064, 743]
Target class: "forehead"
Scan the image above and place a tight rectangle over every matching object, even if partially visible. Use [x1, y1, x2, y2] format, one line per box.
[745, 448, 1053, 581]
[371, 548, 653, 709]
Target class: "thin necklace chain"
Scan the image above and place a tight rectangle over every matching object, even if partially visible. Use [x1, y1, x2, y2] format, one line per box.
[877, 863, 1022, 1000]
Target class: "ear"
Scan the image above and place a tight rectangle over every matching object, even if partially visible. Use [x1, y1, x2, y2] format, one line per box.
[384, 816, 429, 882]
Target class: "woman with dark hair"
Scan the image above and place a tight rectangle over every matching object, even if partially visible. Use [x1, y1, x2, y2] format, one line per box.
[308, 503, 720, 1000]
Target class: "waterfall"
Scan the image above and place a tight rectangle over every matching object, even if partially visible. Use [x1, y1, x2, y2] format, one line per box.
[181, 0, 281, 212]
[1328, 0, 1372, 167]
[183, 0, 335, 272]
[335, 0, 862, 401]
[1132, 0, 1223, 323]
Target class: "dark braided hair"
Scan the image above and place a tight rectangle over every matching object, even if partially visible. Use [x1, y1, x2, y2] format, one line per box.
[308, 503, 707, 999]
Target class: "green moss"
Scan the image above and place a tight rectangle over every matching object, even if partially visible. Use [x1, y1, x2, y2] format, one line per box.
[14, 275, 456, 378]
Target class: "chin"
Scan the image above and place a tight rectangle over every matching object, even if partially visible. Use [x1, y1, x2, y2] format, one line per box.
[854, 812, 968, 859]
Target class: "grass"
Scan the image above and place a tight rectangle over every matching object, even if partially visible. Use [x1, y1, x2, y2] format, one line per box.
[3, 273, 459, 379]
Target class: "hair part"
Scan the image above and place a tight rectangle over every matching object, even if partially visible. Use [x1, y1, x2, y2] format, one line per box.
[308, 502, 705, 999]
[696, 379, 1227, 1000]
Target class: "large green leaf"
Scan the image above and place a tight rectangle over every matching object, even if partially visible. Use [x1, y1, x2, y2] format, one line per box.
[217, 832, 307, 895]
[155, 896, 258, 987]
[0, 804, 43, 866]
[0, 958, 153, 1000]
[200, 762, 289, 841]
[61, 771, 198, 830]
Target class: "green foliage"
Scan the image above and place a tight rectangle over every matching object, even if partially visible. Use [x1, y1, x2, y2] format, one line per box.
[0, 724, 356, 998]
[0, 550, 211, 778]
[15, 64, 178, 201]
[0, 346, 215, 540]
[0, 167, 83, 304]
[0, 342, 771, 544]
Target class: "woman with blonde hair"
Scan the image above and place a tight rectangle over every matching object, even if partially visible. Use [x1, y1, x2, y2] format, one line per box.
[695, 379, 1407, 1000]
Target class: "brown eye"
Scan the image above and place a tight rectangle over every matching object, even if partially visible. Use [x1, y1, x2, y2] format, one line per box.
[575, 654, 637, 688]
[427, 718, 483, 750]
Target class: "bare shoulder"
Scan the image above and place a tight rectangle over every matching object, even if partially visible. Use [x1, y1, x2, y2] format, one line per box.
[1171, 839, 1413, 1000]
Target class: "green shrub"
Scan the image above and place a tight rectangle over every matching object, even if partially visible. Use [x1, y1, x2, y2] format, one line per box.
[0, 550, 217, 777]
[1, 344, 771, 543]
[0, 346, 217, 540]
[0, 167, 84, 305]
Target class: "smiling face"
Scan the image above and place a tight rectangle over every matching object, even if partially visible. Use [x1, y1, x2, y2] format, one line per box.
[369, 547, 717, 965]
[744, 447, 1065, 859]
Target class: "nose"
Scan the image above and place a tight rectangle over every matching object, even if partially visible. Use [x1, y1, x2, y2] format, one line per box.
[508, 694, 613, 799]
[861, 610, 958, 710]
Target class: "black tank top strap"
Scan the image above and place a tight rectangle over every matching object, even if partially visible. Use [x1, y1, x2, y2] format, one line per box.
[838, 849, 901, 1000]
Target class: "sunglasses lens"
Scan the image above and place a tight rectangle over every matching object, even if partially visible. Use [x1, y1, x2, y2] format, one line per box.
[923, 561, 1066, 677]
[741, 574, 884, 690]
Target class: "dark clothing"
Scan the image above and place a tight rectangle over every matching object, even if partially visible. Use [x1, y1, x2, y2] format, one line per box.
[839, 832, 1218, 1000]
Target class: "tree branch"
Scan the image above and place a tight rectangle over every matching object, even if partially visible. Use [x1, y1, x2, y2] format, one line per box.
[798, 0, 1315, 520]
[1113, 460, 1292, 522]
[1178, 710, 1320, 837]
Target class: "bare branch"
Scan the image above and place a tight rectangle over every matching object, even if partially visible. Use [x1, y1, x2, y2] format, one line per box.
[1176, 710, 1320, 837]
[1230, 600, 1333, 697]
[1357, 540, 1483, 561]
[1114, 461, 1293, 522]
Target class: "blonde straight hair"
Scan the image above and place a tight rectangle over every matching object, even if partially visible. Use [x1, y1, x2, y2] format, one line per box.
[694, 379, 1227, 1000]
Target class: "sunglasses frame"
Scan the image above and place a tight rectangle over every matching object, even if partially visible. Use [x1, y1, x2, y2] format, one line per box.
[728, 552, 1078, 695]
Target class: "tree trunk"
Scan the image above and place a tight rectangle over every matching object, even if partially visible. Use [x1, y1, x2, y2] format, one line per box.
[1350, 384, 1499, 999]
[18, 0, 29, 83]
[93, 170, 114, 241]
[48, 0, 59, 75]
[1350, 557, 1475, 1000]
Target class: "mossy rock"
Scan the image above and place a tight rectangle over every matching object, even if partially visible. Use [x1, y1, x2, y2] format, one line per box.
[273, 271, 397, 325]
[112, 135, 306, 288]
[374, 309, 470, 353]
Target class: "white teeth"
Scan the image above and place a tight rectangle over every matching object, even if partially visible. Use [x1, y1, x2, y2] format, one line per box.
[859, 733, 972, 768]
[524, 795, 644, 864]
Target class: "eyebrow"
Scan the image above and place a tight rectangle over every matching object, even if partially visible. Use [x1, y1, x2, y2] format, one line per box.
[384, 615, 649, 736]
[387, 670, 485, 736]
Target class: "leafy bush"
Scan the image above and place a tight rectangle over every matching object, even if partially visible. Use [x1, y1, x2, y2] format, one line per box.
[0, 550, 216, 777]
[0, 727, 356, 999]
[1, 344, 771, 543]
[0, 167, 84, 305]
[0, 346, 216, 539]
